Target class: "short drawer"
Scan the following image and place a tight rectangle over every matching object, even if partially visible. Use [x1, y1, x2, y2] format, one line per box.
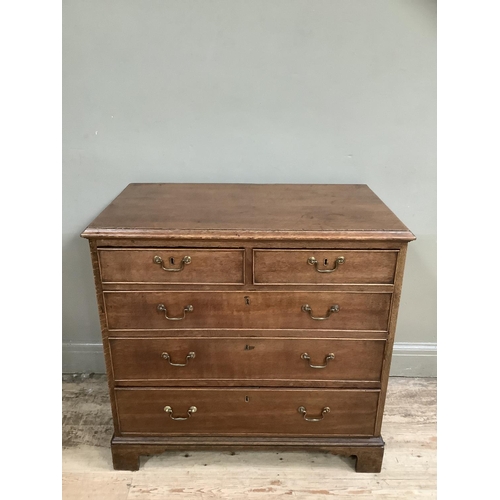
[109, 337, 386, 383]
[253, 250, 398, 285]
[98, 249, 245, 284]
[104, 291, 392, 331]
[115, 388, 379, 437]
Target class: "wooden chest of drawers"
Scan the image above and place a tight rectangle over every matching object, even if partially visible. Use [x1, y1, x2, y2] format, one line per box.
[81, 183, 415, 473]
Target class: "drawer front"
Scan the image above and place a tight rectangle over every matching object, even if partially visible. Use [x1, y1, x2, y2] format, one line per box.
[253, 250, 398, 285]
[109, 338, 386, 382]
[98, 249, 245, 284]
[115, 388, 379, 436]
[104, 291, 391, 331]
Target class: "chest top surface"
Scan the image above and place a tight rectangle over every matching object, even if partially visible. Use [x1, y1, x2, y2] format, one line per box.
[81, 183, 415, 241]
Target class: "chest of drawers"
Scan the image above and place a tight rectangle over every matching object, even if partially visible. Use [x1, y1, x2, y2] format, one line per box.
[81, 183, 415, 473]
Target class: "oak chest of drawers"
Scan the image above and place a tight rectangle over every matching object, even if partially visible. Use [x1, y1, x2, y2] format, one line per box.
[81, 183, 415, 472]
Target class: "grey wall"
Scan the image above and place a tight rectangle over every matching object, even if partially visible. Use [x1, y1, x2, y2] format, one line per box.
[63, 0, 436, 375]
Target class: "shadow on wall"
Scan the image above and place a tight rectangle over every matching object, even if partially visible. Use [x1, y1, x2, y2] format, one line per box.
[62, 234, 102, 345]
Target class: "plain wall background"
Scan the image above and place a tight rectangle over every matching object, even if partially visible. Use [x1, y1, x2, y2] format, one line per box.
[62, 0, 436, 375]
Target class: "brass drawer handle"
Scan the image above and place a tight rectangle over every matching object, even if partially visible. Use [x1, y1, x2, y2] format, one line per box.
[157, 303, 194, 321]
[301, 304, 340, 320]
[153, 255, 191, 272]
[307, 256, 344, 273]
[161, 351, 196, 367]
[164, 405, 197, 421]
[297, 406, 330, 422]
[301, 352, 335, 368]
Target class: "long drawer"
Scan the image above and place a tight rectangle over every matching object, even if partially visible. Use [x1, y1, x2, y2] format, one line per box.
[115, 388, 379, 436]
[253, 250, 398, 284]
[109, 337, 386, 383]
[104, 291, 392, 331]
[98, 249, 245, 284]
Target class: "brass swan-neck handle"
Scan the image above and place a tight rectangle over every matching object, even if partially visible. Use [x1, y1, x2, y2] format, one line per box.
[297, 406, 330, 422]
[153, 255, 191, 272]
[164, 405, 197, 421]
[307, 256, 344, 273]
[301, 304, 340, 321]
[157, 303, 193, 321]
[301, 352, 335, 368]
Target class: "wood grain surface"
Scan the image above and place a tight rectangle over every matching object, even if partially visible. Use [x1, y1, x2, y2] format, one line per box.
[103, 291, 392, 331]
[253, 249, 398, 284]
[114, 387, 379, 437]
[109, 337, 386, 384]
[99, 248, 245, 284]
[81, 184, 415, 241]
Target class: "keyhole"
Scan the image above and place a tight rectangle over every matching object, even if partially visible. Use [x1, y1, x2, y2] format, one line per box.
[170, 257, 175, 265]
[245, 396, 249, 402]
[244, 296, 250, 305]
[324, 258, 328, 266]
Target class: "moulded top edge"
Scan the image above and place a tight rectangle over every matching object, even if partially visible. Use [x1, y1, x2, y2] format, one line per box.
[80, 227, 416, 242]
